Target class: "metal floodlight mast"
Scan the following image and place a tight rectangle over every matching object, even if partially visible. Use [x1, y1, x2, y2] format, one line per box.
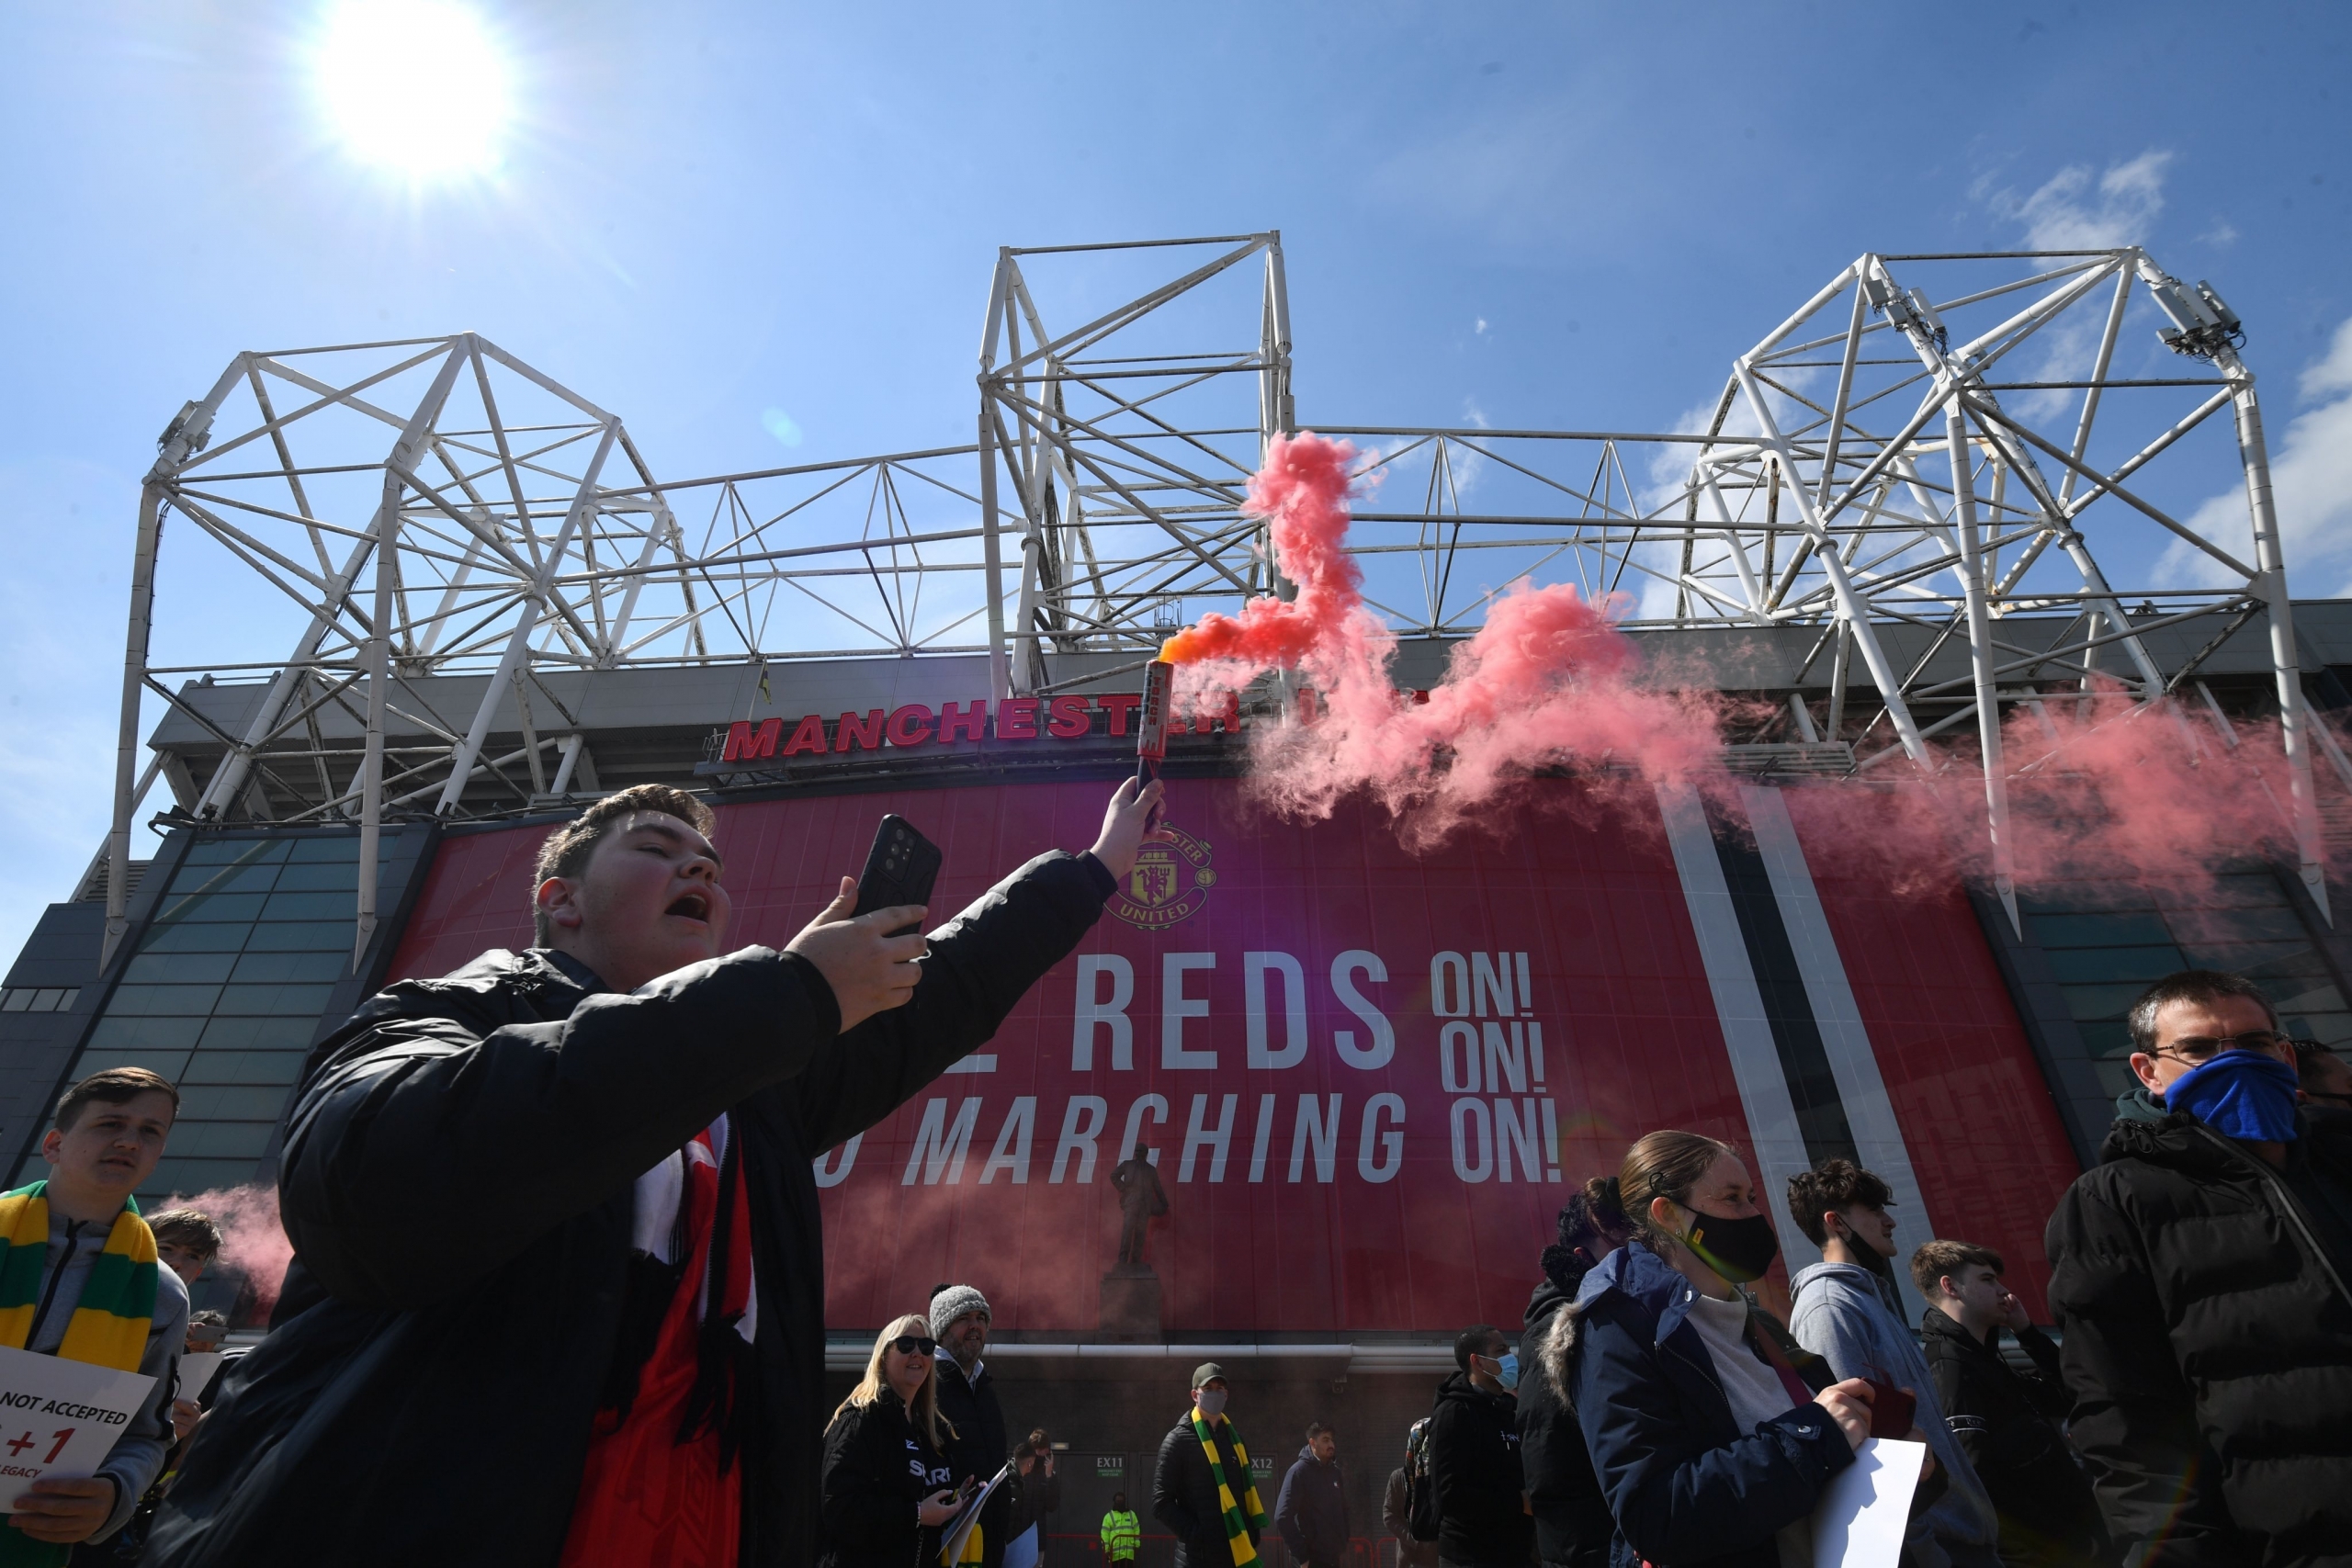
[104, 241, 2333, 967]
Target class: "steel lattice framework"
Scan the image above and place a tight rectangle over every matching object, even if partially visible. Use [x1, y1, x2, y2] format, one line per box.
[103, 234, 2337, 962]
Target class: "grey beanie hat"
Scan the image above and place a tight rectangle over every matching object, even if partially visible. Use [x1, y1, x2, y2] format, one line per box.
[930, 1283, 991, 1338]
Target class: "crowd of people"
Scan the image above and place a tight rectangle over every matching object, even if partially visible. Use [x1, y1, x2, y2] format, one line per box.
[0, 777, 2345, 1566]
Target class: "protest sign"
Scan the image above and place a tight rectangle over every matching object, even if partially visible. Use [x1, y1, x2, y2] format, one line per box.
[1812, 1438, 1926, 1568]
[0, 1345, 154, 1512]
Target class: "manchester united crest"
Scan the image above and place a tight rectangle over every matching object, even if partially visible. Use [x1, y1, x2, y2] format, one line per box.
[1110, 824, 1216, 930]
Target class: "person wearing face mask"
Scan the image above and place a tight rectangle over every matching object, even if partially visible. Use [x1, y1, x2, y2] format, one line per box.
[1561, 1131, 1908, 1568]
[1424, 1325, 1532, 1568]
[1788, 1159, 1999, 1568]
[1150, 1365, 1265, 1568]
[1521, 1194, 1627, 1568]
[2046, 969, 2352, 1565]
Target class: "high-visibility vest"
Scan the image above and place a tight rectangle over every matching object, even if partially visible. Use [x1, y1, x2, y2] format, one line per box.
[1101, 1509, 1141, 1559]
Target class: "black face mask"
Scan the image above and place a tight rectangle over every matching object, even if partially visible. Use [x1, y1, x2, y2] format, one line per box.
[1679, 1209, 1780, 1284]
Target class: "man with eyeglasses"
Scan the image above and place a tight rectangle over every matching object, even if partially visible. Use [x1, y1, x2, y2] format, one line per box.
[2045, 968, 2352, 1566]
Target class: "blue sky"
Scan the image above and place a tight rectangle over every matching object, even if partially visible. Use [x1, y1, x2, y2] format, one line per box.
[4, 0, 2349, 965]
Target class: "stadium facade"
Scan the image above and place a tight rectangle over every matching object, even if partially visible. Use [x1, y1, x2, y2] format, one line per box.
[6, 235, 2347, 1548]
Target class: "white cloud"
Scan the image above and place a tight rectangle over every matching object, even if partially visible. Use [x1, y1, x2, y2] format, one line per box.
[2162, 317, 2352, 593]
[1474, 317, 1487, 334]
[2199, 220, 2240, 247]
[2301, 317, 2352, 400]
[1986, 149, 2173, 251]
[1977, 151, 2176, 419]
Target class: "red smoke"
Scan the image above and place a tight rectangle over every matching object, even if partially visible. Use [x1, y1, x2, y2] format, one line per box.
[170, 1183, 292, 1319]
[1165, 433, 1726, 847]
[1160, 431, 2346, 887]
[1159, 433, 1385, 672]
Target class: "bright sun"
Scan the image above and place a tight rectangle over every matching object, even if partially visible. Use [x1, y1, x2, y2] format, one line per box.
[313, 0, 513, 179]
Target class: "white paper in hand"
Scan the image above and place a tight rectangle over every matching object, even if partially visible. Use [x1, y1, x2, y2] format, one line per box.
[0, 1344, 156, 1512]
[939, 1462, 1013, 1566]
[175, 1352, 224, 1402]
[1811, 1438, 1926, 1568]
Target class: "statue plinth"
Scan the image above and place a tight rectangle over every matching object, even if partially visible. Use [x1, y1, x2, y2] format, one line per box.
[1099, 1264, 1163, 1341]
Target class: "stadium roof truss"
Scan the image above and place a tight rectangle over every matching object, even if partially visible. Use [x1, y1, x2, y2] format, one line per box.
[103, 235, 2339, 960]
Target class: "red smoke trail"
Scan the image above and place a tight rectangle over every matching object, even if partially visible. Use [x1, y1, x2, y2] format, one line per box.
[1159, 434, 1383, 671]
[1162, 432, 2346, 888]
[169, 1183, 292, 1319]
[1163, 432, 1727, 847]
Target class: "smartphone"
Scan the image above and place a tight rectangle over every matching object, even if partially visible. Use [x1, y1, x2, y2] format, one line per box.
[855, 815, 942, 938]
[1864, 1379, 1917, 1440]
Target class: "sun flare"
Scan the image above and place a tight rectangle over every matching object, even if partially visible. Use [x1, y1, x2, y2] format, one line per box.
[312, 0, 513, 180]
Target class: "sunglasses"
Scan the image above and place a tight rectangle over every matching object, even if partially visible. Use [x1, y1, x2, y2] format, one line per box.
[891, 1336, 939, 1358]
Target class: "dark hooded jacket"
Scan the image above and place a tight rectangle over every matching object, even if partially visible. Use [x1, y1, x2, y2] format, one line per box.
[933, 1353, 1011, 1567]
[1566, 1239, 1852, 1568]
[146, 849, 1114, 1568]
[1273, 1443, 1348, 1567]
[2044, 1089, 2352, 1568]
[818, 1386, 955, 1568]
[1917, 1306, 2110, 1568]
[1522, 1245, 1614, 1568]
[1426, 1371, 1530, 1568]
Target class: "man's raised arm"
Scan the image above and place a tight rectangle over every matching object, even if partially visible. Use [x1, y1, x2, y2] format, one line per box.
[793, 778, 1169, 1153]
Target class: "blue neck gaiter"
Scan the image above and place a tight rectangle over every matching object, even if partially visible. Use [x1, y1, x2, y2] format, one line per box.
[2164, 1048, 2301, 1143]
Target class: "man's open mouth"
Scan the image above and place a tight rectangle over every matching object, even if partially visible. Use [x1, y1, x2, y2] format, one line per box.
[666, 892, 710, 922]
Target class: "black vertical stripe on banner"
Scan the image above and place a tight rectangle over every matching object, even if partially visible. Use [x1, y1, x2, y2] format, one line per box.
[1705, 799, 1860, 1171]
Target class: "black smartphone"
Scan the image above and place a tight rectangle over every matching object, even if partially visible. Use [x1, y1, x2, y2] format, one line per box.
[855, 815, 942, 938]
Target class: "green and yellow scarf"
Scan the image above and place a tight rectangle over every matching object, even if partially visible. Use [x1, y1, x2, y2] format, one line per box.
[0, 1185, 157, 1568]
[0, 1183, 157, 1372]
[1190, 1408, 1268, 1568]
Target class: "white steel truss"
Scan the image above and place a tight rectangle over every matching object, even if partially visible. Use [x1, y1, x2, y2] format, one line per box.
[103, 237, 2332, 963]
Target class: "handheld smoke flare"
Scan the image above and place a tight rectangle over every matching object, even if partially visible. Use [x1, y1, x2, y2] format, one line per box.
[1136, 659, 1174, 788]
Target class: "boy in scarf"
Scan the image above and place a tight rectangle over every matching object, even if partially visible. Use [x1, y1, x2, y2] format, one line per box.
[0, 1067, 188, 1564]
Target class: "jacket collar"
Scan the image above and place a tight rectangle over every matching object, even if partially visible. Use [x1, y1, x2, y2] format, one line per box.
[1916, 1303, 1996, 1354]
[1575, 1237, 1702, 1346]
[534, 947, 607, 994]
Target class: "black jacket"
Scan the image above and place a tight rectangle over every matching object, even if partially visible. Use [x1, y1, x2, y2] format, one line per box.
[2045, 1095, 2352, 1568]
[1426, 1371, 1531, 1568]
[1004, 1457, 1061, 1542]
[1917, 1308, 2109, 1568]
[820, 1389, 955, 1568]
[934, 1355, 1012, 1567]
[146, 850, 1114, 1568]
[1522, 1247, 1612, 1568]
[1153, 1413, 1260, 1568]
[1274, 1445, 1349, 1567]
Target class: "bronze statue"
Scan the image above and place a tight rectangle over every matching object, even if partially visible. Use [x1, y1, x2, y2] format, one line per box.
[1109, 1145, 1169, 1269]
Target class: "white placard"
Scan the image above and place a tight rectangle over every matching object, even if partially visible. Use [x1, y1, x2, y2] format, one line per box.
[938, 1462, 1012, 1566]
[0, 1344, 155, 1512]
[1811, 1438, 1926, 1568]
[175, 1352, 224, 1402]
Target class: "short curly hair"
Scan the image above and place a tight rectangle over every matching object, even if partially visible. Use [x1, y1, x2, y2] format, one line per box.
[531, 784, 716, 944]
[1786, 1158, 1894, 1247]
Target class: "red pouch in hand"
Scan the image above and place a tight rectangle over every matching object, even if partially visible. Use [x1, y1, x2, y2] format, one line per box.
[1864, 1381, 1916, 1439]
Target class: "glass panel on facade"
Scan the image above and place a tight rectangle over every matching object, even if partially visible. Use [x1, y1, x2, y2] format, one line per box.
[37, 834, 395, 1216]
[2020, 863, 2351, 1097]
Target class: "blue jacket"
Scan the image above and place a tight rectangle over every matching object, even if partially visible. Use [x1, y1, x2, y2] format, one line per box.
[1567, 1239, 1854, 1568]
[1788, 1261, 2000, 1568]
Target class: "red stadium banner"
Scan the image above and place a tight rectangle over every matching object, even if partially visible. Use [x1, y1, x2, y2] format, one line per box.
[387, 777, 2079, 1334]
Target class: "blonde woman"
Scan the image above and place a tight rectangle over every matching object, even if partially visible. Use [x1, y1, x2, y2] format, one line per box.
[820, 1314, 963, 1568]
